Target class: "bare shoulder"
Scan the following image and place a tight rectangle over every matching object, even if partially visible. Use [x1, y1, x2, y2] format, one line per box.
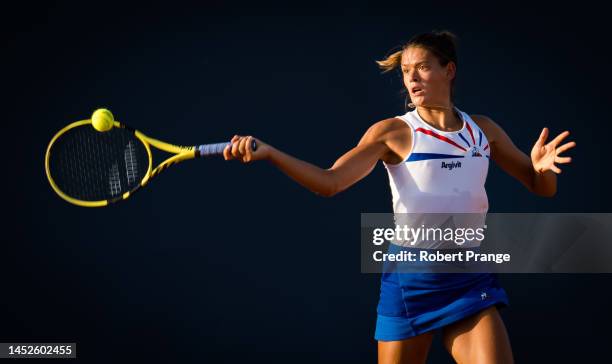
[369, 117, 410, 135]
[470, 114, 503, 144]
[470, 114, 495, 129]
[359, 117, 410, 143]
[361, 117, 411, 164]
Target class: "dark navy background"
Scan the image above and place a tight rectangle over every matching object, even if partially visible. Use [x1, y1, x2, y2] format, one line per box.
[3, 1, 611, 363]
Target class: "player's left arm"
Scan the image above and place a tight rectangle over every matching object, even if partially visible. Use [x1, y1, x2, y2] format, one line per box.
[471, 115, 576, 197]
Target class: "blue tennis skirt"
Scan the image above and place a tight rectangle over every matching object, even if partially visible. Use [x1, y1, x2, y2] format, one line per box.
[375, 271, 509, 341]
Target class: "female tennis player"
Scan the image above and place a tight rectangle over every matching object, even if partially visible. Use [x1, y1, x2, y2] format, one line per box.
[223, 31, 575, 363]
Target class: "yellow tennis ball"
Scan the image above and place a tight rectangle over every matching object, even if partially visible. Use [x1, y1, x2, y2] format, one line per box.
[91, 108, 114, 132]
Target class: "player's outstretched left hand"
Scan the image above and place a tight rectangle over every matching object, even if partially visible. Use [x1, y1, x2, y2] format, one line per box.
[531, 128, 576, 174]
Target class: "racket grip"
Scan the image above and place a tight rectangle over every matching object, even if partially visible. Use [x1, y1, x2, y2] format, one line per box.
[196, 140, 257, 157]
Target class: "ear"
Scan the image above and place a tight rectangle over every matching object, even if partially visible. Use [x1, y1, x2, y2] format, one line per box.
[446, 61, 456, 81]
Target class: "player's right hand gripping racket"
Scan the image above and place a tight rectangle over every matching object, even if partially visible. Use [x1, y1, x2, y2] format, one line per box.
[45, 110, 256, 207]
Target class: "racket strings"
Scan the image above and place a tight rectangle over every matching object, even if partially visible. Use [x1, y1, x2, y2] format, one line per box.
[49, 126, 149, 201]
[124, 140, 139, 185]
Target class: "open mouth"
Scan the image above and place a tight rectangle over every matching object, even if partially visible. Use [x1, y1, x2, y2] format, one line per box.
[411, 87, 424, 95]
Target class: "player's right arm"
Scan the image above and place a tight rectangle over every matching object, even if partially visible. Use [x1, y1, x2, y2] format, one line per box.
[224, 118, 410, 197]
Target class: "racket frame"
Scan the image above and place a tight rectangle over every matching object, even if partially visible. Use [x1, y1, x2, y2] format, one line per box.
[45, 119, 202, 207]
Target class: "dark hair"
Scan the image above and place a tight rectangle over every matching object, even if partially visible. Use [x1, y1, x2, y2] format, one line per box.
[377, 30, 459, 101]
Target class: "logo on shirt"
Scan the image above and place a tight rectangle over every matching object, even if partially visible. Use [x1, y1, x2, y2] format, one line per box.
[441, 161, 462, 170]
[471, 146, 482, 157]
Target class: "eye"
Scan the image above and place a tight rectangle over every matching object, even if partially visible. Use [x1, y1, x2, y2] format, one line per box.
[419, 64, 429, 70]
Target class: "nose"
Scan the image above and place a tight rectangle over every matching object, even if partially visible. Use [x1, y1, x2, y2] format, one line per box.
[408, 68, 419, 81]
[407, 68, 419, 82]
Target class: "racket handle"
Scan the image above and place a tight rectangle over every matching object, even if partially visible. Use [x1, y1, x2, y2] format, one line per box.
[196, 139, 257, 157]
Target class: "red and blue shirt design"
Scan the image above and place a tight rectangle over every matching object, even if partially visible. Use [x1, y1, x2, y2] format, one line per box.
[383, 107, 490, 214]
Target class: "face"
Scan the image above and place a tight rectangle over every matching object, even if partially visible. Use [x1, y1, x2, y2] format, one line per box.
[401, 46, 455, 107]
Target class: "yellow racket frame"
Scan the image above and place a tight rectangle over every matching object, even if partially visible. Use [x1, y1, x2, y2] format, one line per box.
[45, 119, 198, 207]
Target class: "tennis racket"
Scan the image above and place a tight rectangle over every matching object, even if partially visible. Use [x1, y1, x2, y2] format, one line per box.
[45, 117, 256, 207]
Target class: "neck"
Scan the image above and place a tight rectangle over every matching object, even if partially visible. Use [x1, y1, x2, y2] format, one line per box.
[413, 102, 461, 131]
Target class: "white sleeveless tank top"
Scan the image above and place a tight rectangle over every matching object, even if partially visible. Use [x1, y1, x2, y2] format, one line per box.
[383, 106, 491, 215]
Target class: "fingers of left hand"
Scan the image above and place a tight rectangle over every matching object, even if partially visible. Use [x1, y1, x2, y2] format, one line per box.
[537, 127, 549, 144]
[556, 141, 576, 154]
[555, 156, 572, 164]
[549, 130, 570, 147]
